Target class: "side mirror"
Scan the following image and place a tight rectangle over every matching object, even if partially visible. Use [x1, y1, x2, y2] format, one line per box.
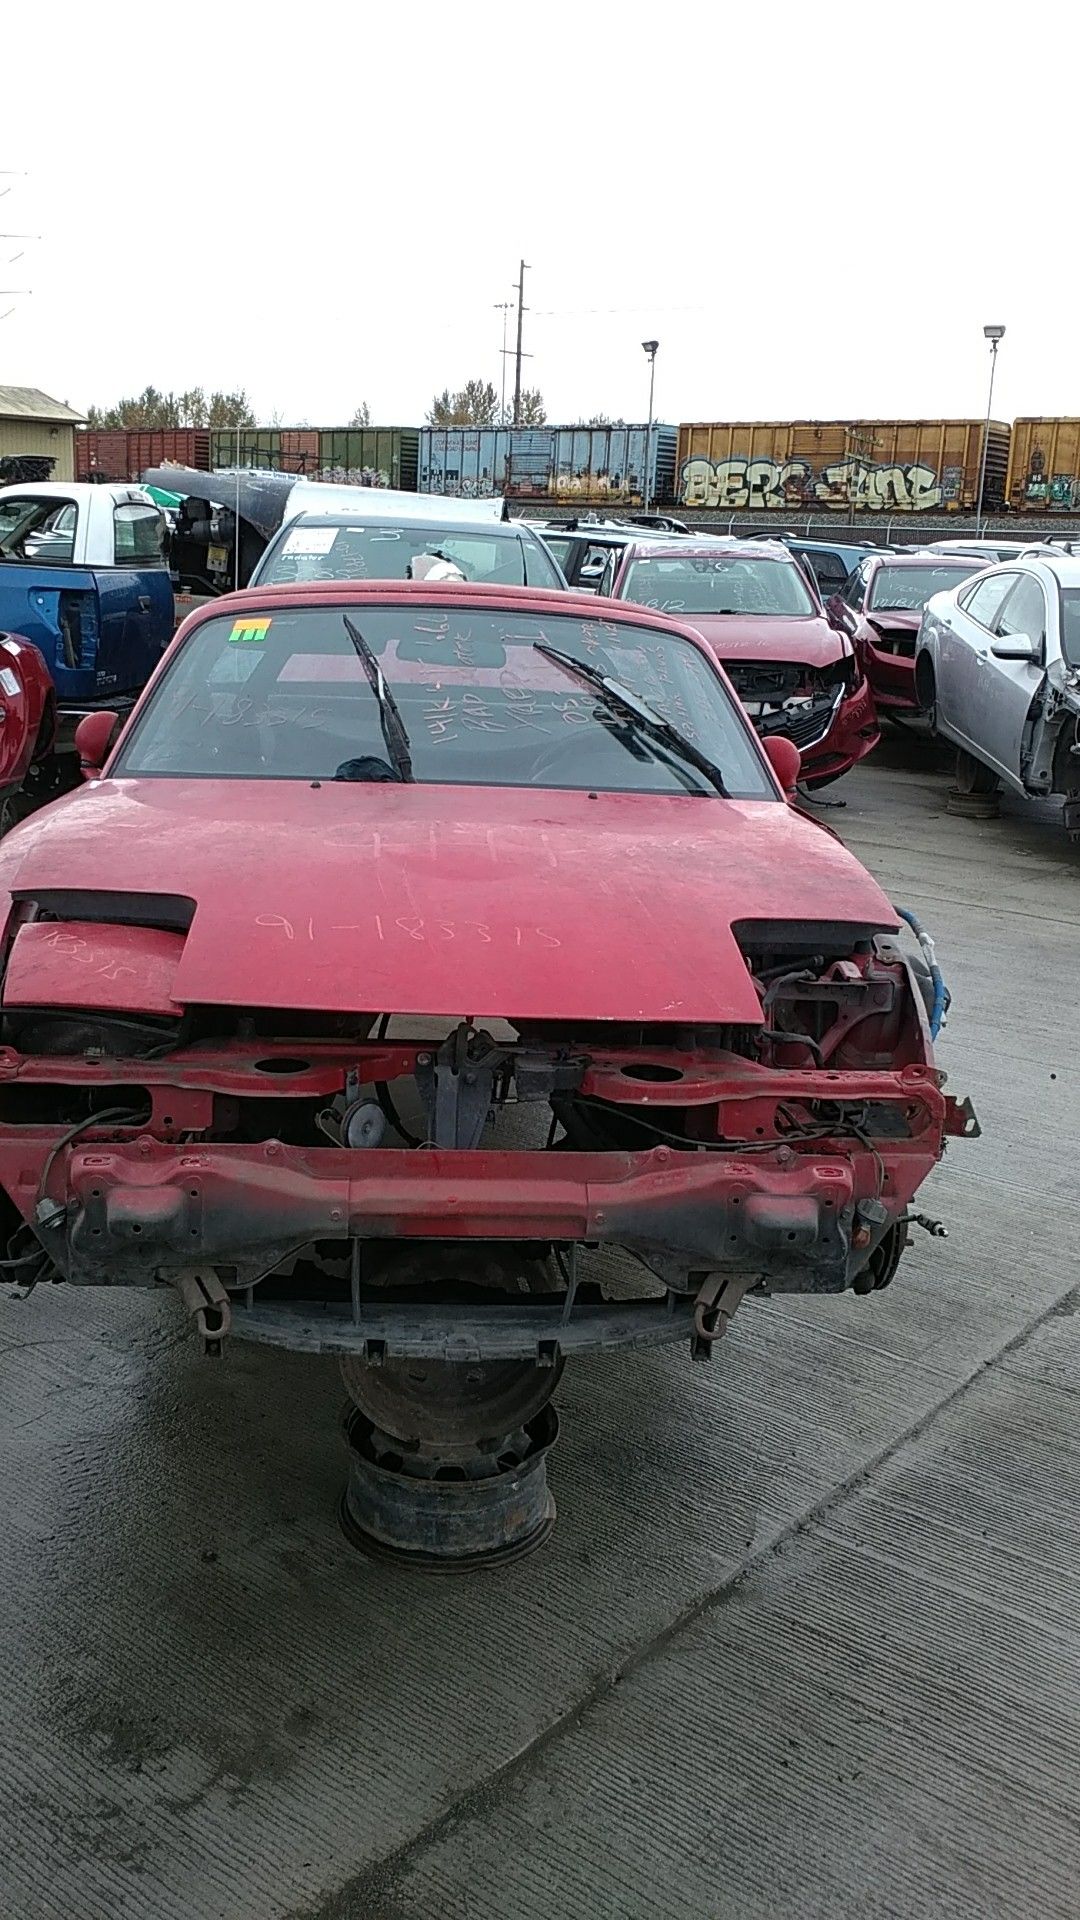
[990, 638, 1041, 663]
[763, 734, 802, 796]
[826, 593, 853, 633]
[75, 710, 119, 780]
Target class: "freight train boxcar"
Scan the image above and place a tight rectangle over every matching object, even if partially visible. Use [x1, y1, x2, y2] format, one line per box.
[209, 429, 320, 476]
[210, 427, 420, 490]
[1007, 419, 1080, 510]
[419, 425, 676, 506]
[677, 420, 1010, 514]
[75, 428, 211, 483]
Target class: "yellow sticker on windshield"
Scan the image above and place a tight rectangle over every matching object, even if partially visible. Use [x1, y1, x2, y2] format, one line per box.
[229, 615, 272, 645]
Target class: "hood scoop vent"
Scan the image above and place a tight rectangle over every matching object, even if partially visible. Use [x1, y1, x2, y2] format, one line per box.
[11, 890, 196, 934]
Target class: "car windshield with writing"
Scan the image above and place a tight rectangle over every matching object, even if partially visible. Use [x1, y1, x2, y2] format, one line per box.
[112, 604, 775, 799]
[867, 564, 977, 611]
[256, 520, 564, 590]
[621, 553, 816, 617]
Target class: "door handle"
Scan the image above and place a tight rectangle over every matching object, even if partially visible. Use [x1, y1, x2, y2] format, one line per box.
[138, 595, 151, 613]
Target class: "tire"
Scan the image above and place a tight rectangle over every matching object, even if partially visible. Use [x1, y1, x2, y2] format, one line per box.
[914, 652, 937, 732]
[954, 747, 999, 796]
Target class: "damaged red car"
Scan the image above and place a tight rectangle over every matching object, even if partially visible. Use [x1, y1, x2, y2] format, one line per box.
[0, 582, 976, 1567]
[610, 540, 880, 786]
[830, 552, 983, 718]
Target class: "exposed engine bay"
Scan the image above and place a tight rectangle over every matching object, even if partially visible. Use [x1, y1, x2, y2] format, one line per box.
[0, 904, 974, 1374]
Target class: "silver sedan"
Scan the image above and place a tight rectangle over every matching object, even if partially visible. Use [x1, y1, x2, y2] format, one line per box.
[915, 553, 1080, 835]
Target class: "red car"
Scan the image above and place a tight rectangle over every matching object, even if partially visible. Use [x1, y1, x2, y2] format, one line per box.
[830, 552, 983, 717]
[0, 631, 56, 827]
[610, 540, 879, 786]
[0, 582, 975, 1567]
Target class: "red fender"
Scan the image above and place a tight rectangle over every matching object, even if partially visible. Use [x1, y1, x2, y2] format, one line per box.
[0, 631, 55, 797]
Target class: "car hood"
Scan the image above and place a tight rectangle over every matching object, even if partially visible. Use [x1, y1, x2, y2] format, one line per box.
[0, 780, 896, 1026]
[865, 607, 923, 635]
[684, 614, 846, 669]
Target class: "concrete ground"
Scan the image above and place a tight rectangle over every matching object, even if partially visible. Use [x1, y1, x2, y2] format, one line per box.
[2, 733, 1078, 1920]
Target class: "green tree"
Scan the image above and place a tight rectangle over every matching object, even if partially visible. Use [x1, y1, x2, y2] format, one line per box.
[85, 386, 256, 430]
[427, 378, 500, 426]
[348, 402, 373, 428]
[580, 413, 625, 427]
[206, 389, 257, 429]
[509, 387, 547, 426]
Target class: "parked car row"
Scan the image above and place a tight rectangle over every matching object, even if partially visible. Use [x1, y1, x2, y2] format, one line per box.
[1, 471, 1077, 841]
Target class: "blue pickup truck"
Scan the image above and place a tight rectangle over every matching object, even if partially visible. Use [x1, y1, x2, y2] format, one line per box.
[0, 481, 174, 794]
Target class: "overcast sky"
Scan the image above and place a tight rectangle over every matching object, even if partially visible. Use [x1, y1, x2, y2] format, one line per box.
[2, 2, 1073, 430]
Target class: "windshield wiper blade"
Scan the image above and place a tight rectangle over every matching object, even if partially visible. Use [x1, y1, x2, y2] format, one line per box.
[342, 614, 414, 782]
[534, 641, 729, 796]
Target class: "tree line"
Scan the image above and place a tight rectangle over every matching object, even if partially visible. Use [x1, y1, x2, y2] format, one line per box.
[84, 382, 626, 432]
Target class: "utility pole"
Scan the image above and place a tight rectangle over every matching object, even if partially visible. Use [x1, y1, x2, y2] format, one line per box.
[513, 259, 529, 427]
[494, 301, 511, 419]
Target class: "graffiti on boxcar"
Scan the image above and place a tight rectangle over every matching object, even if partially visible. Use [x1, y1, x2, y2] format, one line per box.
[314, 465, 390, 488]
[680, 455, 945, 512]
[548, 467, 643, 503]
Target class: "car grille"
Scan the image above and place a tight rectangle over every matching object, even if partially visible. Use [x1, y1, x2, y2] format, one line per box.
[723, 659, 845, 754]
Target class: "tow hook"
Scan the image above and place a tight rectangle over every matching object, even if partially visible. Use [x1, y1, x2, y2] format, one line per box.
[691, 1273, 756, 1361]
[907, 1212, 948, 1239]
[174, 1267, 232, 1357]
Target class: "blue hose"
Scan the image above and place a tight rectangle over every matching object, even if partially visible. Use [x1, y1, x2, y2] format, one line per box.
[896, 907, 949, 1040]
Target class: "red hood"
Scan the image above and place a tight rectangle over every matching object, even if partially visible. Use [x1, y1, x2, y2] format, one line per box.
[865, 607, 923, 635]
[684, 614, 847, 669]
[0, 780, 896, 1026]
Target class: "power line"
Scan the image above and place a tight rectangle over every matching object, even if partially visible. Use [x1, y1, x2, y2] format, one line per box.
[531, 302, 708, 319]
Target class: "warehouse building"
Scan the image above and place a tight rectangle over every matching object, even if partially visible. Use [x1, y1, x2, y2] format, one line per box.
[0, 384, 86, 482]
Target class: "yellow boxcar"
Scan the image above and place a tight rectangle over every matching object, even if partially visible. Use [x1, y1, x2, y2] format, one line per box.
[676, 419, 1010, 514]
[1007, 419, 1080, 511]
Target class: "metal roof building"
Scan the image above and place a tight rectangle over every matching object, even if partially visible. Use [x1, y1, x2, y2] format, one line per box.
[0, 385, 87, 482]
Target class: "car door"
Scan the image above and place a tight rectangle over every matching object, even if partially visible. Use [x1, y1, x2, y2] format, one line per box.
[934, 570, 1017, 748]
[0, 492, 102, 700]
[970, 571, 1049, 786]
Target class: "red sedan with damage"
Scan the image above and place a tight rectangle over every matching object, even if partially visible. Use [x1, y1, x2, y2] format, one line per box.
[0, 582, 975, 1566]
[830, 552, 983, 717]
[610, 540, 880, 786]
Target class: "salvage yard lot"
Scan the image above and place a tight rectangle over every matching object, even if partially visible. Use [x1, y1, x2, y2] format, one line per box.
[2, 732, 1078, 1920]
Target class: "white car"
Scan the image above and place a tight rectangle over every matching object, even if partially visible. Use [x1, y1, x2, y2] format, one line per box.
[915, 553, 1080, 835]
[924, 538, 1035, 564]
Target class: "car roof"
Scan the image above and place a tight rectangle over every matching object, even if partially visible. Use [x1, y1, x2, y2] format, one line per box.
[628, 539, 790, 561]
[1016, 553, 1080, 584]
[926, 537, 1027, 552]
[866, 550, 978, 566]
[276, 511, 523, 537]
[761, 535, 879, 554]
[532, 521, 683, 546]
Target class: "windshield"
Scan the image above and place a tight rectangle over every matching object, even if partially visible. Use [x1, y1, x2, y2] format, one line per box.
[868, 564, 976, 610]
[1059, 589, 1080, 669]
[621, 553, 816, 617]
[257, 521, 564, 590]
[113, 604, 775, 798]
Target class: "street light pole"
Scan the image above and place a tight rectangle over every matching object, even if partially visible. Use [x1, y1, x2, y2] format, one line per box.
[641, 339, 659, 513]
[976, 324, 1005, 535]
